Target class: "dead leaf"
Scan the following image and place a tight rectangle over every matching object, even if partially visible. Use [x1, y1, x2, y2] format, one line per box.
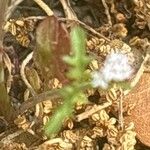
[124, 73, 150, 147]
[35, 16, 70, 85]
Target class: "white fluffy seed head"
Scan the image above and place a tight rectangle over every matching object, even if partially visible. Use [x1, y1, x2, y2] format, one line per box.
[92, 52, 134, 89]
[92, 72, 108, 89]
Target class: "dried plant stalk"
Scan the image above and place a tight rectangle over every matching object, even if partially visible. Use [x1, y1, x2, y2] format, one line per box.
[101, 0, 112, 26]
[0, 0, 16, 122]
[0, 0, 9, 45]
[33, 0, 53, 16]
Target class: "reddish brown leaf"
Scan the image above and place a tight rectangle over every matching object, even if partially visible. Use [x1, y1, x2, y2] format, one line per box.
[124, 73, 150, 147]
[35, 16, 70, 84]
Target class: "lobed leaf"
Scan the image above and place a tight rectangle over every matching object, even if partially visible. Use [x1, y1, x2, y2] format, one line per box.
[64, 26, 90, 81]
[44, 26, 90, 137]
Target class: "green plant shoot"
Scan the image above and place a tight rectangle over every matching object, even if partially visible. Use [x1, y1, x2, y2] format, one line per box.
[44, 25, 90, 137]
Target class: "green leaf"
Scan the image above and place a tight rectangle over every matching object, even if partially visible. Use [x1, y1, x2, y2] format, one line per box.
[64, 25, 90, 81]
[44, 96, 74, 137]
[44, 25, 91, 138]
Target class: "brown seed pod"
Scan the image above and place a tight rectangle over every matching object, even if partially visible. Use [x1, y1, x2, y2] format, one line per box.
[115, 13, 126, 23]
[111, 23, 128, 38]
[61, 130, 78, 143]
[133, 0, 150, 29]
[4, 18, 35, 47]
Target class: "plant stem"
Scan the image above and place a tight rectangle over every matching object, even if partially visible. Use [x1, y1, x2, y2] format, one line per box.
[0, 51, 16, 122]
[18, 82, 91, 115]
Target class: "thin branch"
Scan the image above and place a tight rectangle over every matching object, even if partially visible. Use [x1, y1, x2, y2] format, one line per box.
[59, 0, 110, 42]
[59, 0, 77, 20]
[118, 91, 124, 130]
[18, 89, 60, 115]
[76, 19, 111, 42]
[18, 82, 91, 115]
[20, 52, 35, 95]
[124, 51, 150, 95]
[41, 138, 65, 145]
[76, 102, 112, 122]
[24, 16, 110, 42]
[1, 130, 24, 145]
[131, 53, 150, 88]
[39, 138, 73, 148]
[25, 16, 46, 21]
[3, 52, 13, 93]
[33, 0, 54, 16]
[59, 18, 111, 42]
[101, 0, 112, 26]
[0, 0, 9, 45]
[6, 0, 24, 21]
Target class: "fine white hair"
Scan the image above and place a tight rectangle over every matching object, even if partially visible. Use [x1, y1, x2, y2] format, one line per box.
[92, 53, 133, 89]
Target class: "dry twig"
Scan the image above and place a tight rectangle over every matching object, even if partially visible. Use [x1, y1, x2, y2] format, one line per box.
[25, 16, 110, 42]
[25, 15, 46, 21]
[59, 18, 111, 42]
[0, 0, 9, 45]
[118, 90, 124, 130]
[20, 52, 35, 95]
[18, 82, 90, 115]
[76, 102, 112, 122]
[6, 0, 24, 20]
[131, 54, 150, 87]
[33, 0, 53, 16]
[101, 0, 112, 26]
[59, 0, 110, 41]
[0, 130, 24, 145]
[124, 51, 150, 95]
[18, 89, 60, 115]
[3, 52, 13, 93]
[59, 0, 77, 20]
[39, 137, 73, 149]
